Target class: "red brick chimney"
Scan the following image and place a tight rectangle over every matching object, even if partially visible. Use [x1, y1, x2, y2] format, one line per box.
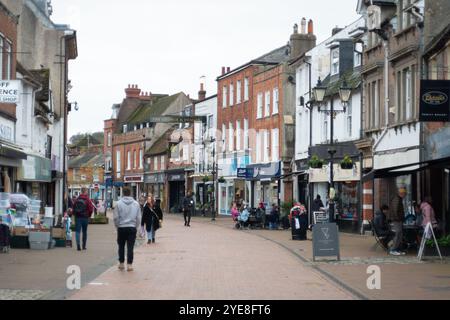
[198, 83, 206, 101]
[227, 67, 231, 73]
[125, 84, 141, 99]
[222, 67, 226, 75]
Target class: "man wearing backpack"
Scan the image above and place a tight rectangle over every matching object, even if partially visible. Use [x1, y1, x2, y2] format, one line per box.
[73, 188, 94, 251]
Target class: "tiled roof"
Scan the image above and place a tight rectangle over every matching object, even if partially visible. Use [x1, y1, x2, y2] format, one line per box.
[145, 131, 171, 156]
[126, 93, 182, 126]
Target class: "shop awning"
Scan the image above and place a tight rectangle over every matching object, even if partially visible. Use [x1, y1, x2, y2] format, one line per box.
[0, 142, 27, 160]
[362, 156, 450, 182]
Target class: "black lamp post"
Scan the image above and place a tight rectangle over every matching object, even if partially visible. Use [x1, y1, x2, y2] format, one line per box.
[312, 78, 352, 223]
[209, 137, 217, 221]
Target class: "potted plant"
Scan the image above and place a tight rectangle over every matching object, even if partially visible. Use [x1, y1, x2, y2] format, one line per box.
[308, 155, 324, 169]
[218, 177, 226, 183]
[340, 155, 354, 169]
[425, 235, 450, 256]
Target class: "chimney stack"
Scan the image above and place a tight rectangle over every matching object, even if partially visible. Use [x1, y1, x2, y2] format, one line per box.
[198, 83, 206, 101]
[289, 18, 317, 59]
[139, 91, 152, 102]
[222, 67, 226, 75]
[125, 84, 142, 99]
[227, 67, 231, 73]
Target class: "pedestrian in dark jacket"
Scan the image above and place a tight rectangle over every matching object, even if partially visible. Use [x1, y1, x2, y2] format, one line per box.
[312, 195, 325, 212]
[388, 186, 407, 256]
[73, 188, 94, 251]
[183, 191, 194, 227]
[142, 196, 163, 244]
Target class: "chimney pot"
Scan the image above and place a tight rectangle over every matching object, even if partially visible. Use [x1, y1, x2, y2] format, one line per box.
[301, 18, 307, 34]
[308, 19, 314, 34]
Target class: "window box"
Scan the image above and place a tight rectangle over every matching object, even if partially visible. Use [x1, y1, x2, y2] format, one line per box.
[308, 155, 324, 169]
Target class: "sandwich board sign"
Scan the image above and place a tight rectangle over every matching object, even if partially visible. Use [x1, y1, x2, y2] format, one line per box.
[312, 223, 340, 262]
[313, 211, 329, 224]
[418, 222, 442, 261]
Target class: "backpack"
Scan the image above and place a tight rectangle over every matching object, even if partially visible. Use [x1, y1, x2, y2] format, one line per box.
[73, 198, 88, 218]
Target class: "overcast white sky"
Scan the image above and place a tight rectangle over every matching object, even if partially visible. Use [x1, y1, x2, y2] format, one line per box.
[50, 0, 360, 138]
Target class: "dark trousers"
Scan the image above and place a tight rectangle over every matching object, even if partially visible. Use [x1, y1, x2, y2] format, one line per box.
[117, 227, 137, 264]
[184, 209, 191, 226]
[75, 217, 89, 248]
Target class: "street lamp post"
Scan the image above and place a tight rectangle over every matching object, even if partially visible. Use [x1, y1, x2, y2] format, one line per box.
[210, 137, 217, 221]
[312, 78, 352, 223]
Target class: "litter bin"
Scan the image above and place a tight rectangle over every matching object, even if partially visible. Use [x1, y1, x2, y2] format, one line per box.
[291, 214, 308, 240]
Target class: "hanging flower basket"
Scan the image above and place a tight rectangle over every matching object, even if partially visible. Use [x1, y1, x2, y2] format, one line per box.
[308, 155, 324, 169]
[340, 155, 354, 170]
[202, 176, 210, 183]
[218, 177, 226, 183]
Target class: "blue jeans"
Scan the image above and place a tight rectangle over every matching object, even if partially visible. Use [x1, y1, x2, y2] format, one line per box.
[75, 217, 89, 248]
[146, 224, 155, 241]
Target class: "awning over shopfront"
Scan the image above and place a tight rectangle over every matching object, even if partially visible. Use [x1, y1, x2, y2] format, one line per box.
[0, 142, 27, 161]
[362, 156, 450, 182]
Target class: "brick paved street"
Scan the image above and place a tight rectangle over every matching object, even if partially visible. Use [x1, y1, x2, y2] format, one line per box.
[69, 215, 353, 300]
[1, 213, 450, 300]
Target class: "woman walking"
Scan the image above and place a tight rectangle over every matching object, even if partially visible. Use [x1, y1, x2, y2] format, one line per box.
[142, 196, 163, 244]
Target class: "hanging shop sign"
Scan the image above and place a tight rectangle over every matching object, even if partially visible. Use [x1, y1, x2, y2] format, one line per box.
[420, 80, 450, 122]
[0, 80, 21, 103]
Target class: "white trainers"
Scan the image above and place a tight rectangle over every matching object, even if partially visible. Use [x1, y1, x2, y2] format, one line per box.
[390, 250, 401, 256]
[127, 265, 134, 272]
[118, 263, 125, 271]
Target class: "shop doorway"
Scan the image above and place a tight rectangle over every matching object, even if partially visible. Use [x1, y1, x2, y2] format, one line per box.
[169, 181, 185, 213]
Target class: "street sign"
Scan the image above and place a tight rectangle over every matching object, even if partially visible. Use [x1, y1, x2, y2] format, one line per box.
[313, 211, 329, 224]
[312, 223, 340, 261]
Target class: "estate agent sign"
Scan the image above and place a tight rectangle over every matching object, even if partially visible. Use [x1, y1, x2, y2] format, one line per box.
[420, 80, 450, 122]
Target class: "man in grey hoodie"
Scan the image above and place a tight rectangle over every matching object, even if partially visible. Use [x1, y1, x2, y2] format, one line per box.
[113, 187, 141, 271]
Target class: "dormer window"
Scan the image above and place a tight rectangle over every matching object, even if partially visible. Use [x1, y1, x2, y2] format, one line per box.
[123, 125, 128, 133]
[354, 43, 363, 67]
[331, 48, 340, 76]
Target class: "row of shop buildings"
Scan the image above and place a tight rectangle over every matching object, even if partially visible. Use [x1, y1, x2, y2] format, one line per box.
[104, 0, 450, 236]
[0, 0, 77, 215]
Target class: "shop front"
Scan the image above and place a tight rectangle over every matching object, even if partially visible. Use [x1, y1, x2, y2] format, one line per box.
[192, 174, 213, 215]
[167, 170, 185, 213]
[123, 175, 143, 199]
[144, 172, 166, 206]
[16, 155, 52, 207]
[309, 162, 361, 232]
[0, 141, 27, 194]
[246, 162, 281, 212]
[218, 154, 250, 215]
